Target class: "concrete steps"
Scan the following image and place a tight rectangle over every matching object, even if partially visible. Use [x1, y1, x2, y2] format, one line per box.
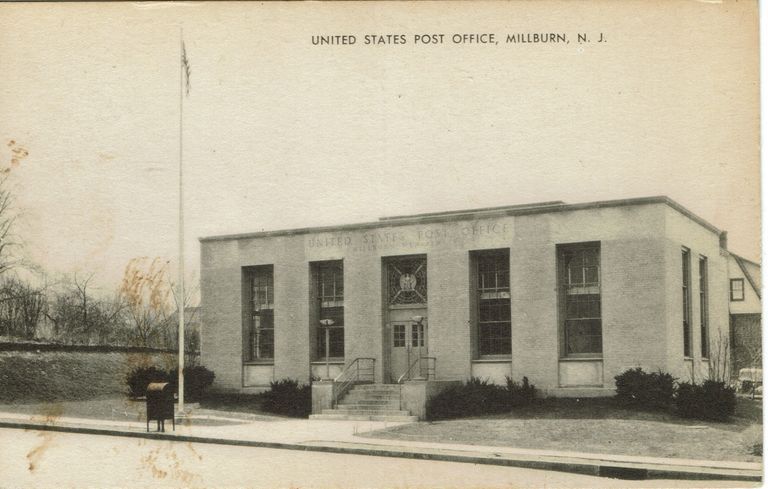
[322, 408, 410, 416]
[309, 413, 418, 422]
[336, 399, 400, 409]
[310, 383, 417, 422]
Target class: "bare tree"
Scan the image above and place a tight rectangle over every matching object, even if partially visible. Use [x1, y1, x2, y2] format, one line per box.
[120, 257, 174, 348]
[709, 329, 731, 383]
[0, 174, 19, 276]
[43, 273, 124, 345]
[166, 271, 200, 352]
[0, 277, 45, 340]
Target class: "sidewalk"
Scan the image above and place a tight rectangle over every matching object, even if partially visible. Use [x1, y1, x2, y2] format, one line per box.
[0, 409, 761, 483]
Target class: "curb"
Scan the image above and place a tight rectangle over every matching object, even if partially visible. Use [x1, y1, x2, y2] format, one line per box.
[0, 419, 761, 482]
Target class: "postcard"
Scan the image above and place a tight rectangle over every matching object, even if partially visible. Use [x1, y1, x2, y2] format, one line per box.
[0, 1, 761, 488]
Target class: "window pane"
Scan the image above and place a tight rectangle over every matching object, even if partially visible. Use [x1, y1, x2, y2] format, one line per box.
[475, 251, 511, 357]
[478, 322, 511, 355]
[393, 324, 405, 347]
[583, 298, 600, 318]
[682, 250, 691, 356]
[259, 310, 274, 328]
[700, 258, 709, 358]
[731, 279, 744, 300]
[328, 328, 344, 357]
[559, 245, 601, 356]
[497, 270, 509, 289]
[247, 267, 275, 361]
[316, 328, 325, 358]
[479, 298, 510, 322]
[565, 319, 602, 354]
[566, 294, 600, 319]
[257, 329, 274, 359]
[409, 323, 425, 347]
[584, 266, 598, 284]
[584, 249, 598, 267]
[477, 254, 509, 292]
[319, 305, 344, 326]
[316, 326, 345, 359]
[318, 262, 344, 303]
[568, 267, 584, 285]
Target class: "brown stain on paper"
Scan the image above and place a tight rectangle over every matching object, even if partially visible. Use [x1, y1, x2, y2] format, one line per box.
[26, 404, 63, 472]
[6, 139, 28, 170]
[118, 257, 202, 484]
[139, 443, 202, 485]
[120, 257, 176, 373]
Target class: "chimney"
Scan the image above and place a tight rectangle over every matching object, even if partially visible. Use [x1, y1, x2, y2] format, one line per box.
[719, 231, 728, 250]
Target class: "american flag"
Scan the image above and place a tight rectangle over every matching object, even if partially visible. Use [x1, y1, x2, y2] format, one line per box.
[181, 41, 191, 96]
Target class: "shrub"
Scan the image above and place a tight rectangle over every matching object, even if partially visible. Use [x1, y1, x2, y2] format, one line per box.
[507, 376, 536, 406]
[168, 366, 216, 402]
[675, 380, 736, 421]
[427, 377, 524, 420]
[126, 366, 169, 398]
[262, 378, 312, 417]
[614, 368, 675, 410]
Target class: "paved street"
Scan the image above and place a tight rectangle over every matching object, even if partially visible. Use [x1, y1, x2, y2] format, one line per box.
[0, 428, 757, 488]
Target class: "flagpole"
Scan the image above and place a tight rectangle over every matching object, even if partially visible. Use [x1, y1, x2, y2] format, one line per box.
[178, 27, 186, 413]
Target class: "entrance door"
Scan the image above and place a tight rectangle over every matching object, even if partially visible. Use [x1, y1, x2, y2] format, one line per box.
[388, 312, 428, 382]
[384, 255, 428, 383]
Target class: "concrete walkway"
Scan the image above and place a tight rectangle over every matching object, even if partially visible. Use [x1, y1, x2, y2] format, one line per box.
[0, 409, 761, 483]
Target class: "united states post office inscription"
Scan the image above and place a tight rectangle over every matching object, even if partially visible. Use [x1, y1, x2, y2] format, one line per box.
[305, 221, 511, 252]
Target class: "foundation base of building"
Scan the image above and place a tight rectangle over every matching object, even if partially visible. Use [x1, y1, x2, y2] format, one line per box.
[540, 387, 616, 398]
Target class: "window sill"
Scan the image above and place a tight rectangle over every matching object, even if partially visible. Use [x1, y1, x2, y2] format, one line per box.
[243, 361, 274, 366]
[559, 357, 603, 362]
[388, 303, 427, 310]
[472, 357, 511, 363]
[311, 360, 345, 365]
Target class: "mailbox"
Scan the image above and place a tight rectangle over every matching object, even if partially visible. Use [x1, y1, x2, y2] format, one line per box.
[146, 382, 175, 432]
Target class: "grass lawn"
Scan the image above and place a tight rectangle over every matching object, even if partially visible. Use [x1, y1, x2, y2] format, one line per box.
[0, 396, 148, 422]
[361, 397, 763, 463]
[0, 395, 276, 427]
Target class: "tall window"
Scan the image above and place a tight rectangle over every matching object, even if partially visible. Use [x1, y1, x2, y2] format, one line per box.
[315, 261, 344, 359]
[682, 248, 692, 357]
[558, 243, 602, 356]
[699, 256, 709, 358]
[475, 250, 511, 357]
[248, 266, 274, 361]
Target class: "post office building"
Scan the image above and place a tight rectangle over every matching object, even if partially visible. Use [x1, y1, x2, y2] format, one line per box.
[200, 196, 731, 402]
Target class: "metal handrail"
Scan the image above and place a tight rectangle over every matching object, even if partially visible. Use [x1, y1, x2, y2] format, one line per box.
[397, 356, 436, 383]
[333, 357, 375, 407]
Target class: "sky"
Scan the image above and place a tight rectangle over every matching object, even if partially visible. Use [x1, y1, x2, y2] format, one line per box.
[0, 1, 760, 296]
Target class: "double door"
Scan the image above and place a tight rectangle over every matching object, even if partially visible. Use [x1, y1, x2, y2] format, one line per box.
[388, 307, 428, 382]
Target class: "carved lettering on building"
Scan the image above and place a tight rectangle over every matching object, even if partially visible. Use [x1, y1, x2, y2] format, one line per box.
[305, 221, 511, 251]
[307, 235, 353, 248]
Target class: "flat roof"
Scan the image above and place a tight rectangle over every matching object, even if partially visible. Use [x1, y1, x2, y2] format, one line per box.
[199, 196, 723, 243]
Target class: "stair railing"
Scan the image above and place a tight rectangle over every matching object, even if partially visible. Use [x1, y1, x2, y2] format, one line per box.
[397, 356, 436, 383]
[333, 357, 375, 407]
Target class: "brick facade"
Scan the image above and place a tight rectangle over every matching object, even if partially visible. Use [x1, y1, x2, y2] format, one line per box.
[200, 197, 731, 395]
